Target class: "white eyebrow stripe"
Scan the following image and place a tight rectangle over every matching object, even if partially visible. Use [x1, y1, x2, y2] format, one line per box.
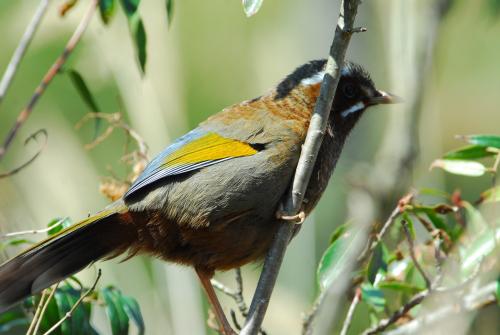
[341, 101, 365, 118]
[300, 71, 325, 86]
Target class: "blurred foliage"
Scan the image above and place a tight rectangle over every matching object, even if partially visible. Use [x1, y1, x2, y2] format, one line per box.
[316, 136, 500, 333]
[0, 219, 144, 335]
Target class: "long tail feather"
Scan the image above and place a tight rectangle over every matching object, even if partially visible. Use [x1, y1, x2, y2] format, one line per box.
[0, 206, 135, 312]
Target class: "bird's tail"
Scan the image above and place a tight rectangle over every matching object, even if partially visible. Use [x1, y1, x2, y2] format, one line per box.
[0, 204, 136, 312]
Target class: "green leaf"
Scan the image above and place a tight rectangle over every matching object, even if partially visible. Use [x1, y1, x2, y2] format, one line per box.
[463, 201, 488, 234]
[378, 281, 421, 294]
[329, 223, 348, 245]
[121, 295, 145, 335]
[47, 217, 72, 236]
[463, 134, 500, 149]
[488, 0, 500, 17]
[54, 287, 74, 335]
[479, 186, 500, 203]
[461, 227, 500, 274]
[367, 243, 388, 284]
[102, 287, 130, 335]
[431, 159, 487, 177]
[0, 239, 34, 252]
[99, 0, 116, 24]
[120, 0, 140, 17]
[67, 70, 102, 137]
[129, 15, 147, 73]
[317, 226, 362, 291]
[166, 0, 173, 26]
[0, 310, 29, 333]
[443, 145, 496, 160]
[418, 187, 450, 199]
[119, 0, 147, 73]
[361, 283, 386, 312]
[67, 70, 101, 114]
[402, 213, 416, 239]
[36, 291, 63, 335]
[242, 0, 263, 17]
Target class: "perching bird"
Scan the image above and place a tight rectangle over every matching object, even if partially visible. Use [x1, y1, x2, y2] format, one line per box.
[0, 59, 398, 334]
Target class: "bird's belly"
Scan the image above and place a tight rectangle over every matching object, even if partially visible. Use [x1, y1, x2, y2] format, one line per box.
[127, 147, 297, 270]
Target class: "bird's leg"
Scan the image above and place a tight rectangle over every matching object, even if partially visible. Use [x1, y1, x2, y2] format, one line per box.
[275, 203, 306, 224]
[195, 267, 236, 335]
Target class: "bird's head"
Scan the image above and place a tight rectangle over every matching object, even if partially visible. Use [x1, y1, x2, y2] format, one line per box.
[331, 62, 400, 129]
[275, 59, 400, 133]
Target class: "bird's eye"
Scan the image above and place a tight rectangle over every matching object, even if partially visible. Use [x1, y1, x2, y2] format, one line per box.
[343, 83, 357, 99]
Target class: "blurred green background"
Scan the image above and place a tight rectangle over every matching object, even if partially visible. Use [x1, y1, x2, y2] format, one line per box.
[0, 0, 499, 334]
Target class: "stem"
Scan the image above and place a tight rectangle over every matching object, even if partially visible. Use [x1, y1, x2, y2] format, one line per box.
[0, 0, 98, 163]
[240, 1, 362, 334]
[0, 0, 50, 105]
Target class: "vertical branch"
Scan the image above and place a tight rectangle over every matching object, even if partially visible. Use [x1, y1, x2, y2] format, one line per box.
[240, 1, 362, 334]
[0, 0, 98, 162]
[0, 0, 50, 105]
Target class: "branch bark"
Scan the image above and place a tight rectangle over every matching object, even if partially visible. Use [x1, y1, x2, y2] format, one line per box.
[0, 0, 50, 105]
[240, 1, 362, 334]
[0, 0, 98, 163]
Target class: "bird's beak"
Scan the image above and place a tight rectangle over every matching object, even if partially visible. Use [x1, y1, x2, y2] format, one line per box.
[367, 90, 403, 105]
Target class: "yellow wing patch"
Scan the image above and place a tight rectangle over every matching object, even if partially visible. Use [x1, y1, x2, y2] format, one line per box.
[162, 132, 257, 167]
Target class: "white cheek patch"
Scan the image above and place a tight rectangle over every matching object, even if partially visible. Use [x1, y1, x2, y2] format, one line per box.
[341, 101, 365, 118]
[300, 71, 325, 86]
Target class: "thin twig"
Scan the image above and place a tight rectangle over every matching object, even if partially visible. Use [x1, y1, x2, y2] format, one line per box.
[42, 269, 102, 335]
[32, 282, 60, 335]
[0, 0, 98, 163]
[339, 288, 361, 335]
[383, 281, 498, 335]
[301, 290, 327, 335]
[357, 192, 415, 264]
[363, 290, 429, 335]
[0, 216, 67, 239]
[0, 129, 48, 179]
[26, 288, 49, 335]
[240, 2, 362, 334]
[211, 269, 267, 334]
[75, 112, 148, 159]
[401, 220, 432, 289]
[364, 264, 482, 335]
[0, 0, 50, 104]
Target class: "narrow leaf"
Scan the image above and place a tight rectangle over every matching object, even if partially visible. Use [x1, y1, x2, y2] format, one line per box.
[102, 287, 130, 335]
[367, 243, 388, 284]
[378, 281, 420, 294]
[47, 217, 72, 236]
[166, 0, 173, 26]
[418, 187, 450, 199]
[431, 159, 486, 177]
[129, 15, 147, 73]
[443, 145, 495, 160]
[54, 287, 74, 335]
[99, 0, 116, 24]
[67, 70, 101, 113]
[120, 295, 145, 335]
[242, 0, 263, 17]
[361, 283, 386, 312]
[120, 0, 140, 17]
[463, 134, 500, 149]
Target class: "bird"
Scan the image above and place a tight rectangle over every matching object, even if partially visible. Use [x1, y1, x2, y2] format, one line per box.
[0, 59, 398, 334]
